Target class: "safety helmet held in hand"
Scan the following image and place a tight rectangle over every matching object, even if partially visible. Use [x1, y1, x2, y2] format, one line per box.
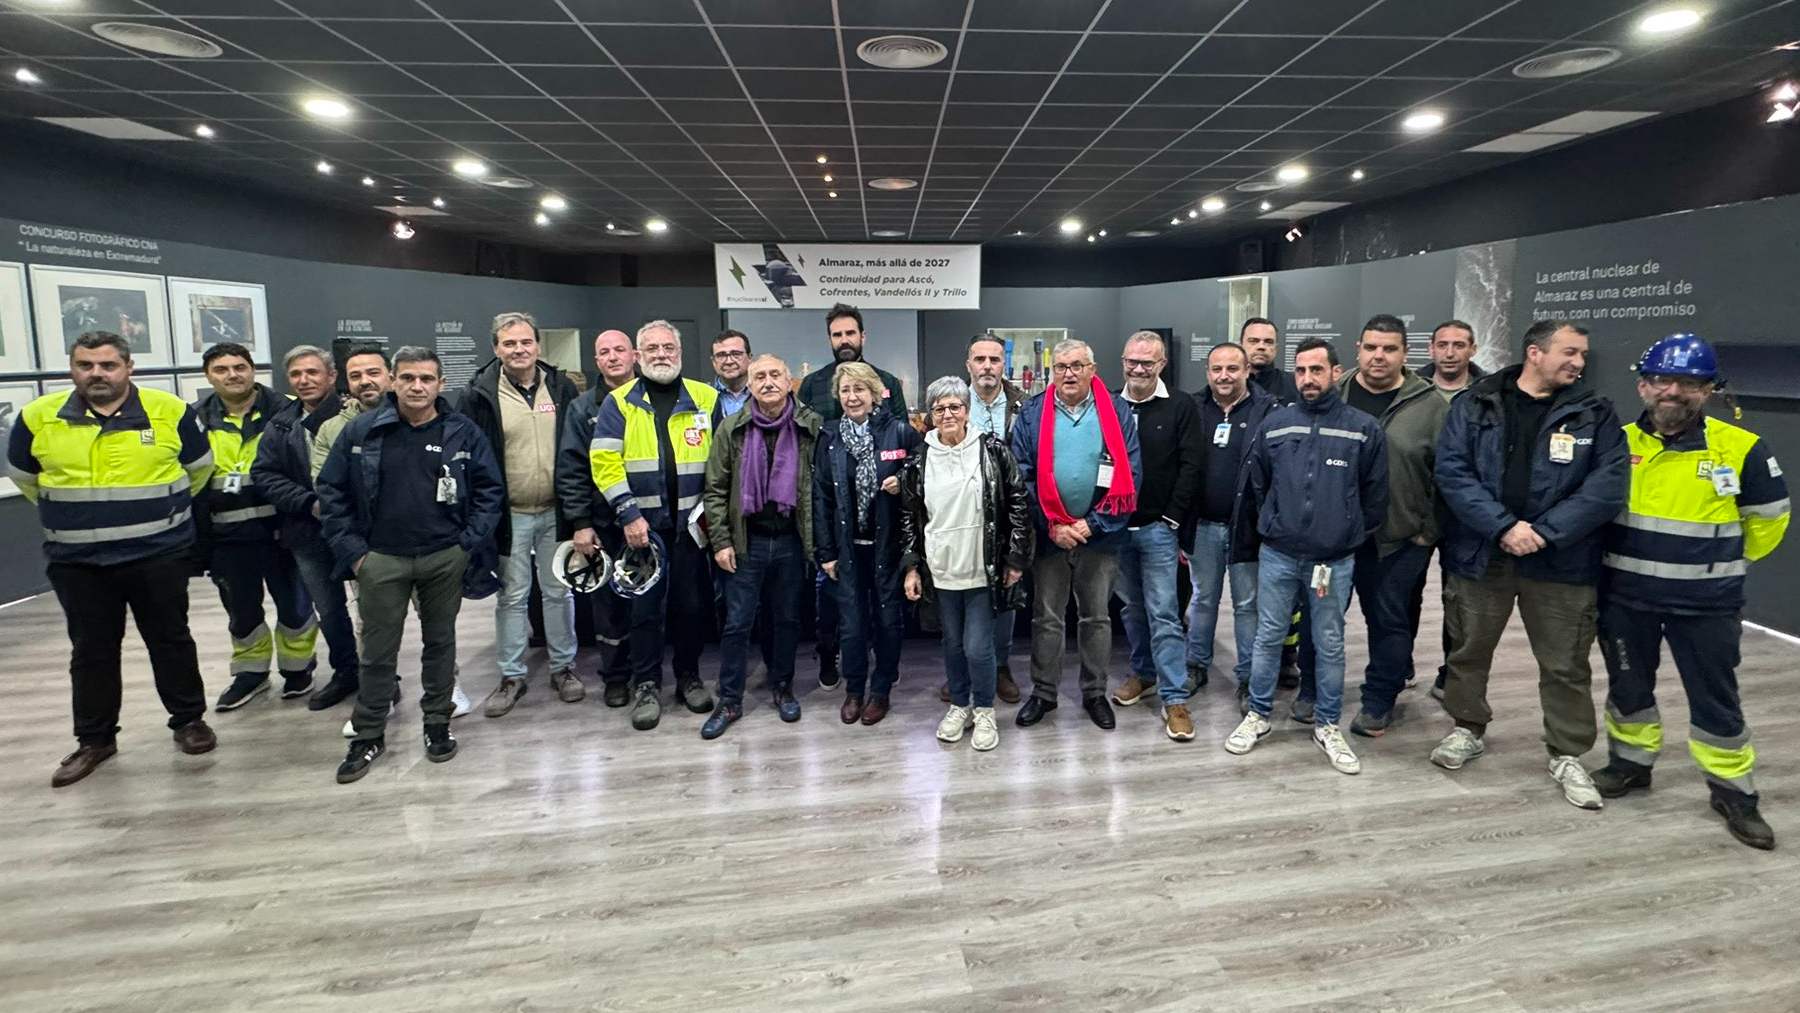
[609, 529, 667, 598]
[551, 540, 612, 594]
[1635, 333, 1719, 381]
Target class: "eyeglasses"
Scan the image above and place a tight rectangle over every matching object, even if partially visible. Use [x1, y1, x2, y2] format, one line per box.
[1122, 358, 1161, 372]
[930, 403, 968, 417]
[1051, 362, 1092, 375]
[712, 349, 747, 360]
[1643, 375, 1709, 392]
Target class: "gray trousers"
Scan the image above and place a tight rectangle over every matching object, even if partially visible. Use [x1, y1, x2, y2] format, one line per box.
[1029, 543, 1119, 703]
[351, 545, 466, 739]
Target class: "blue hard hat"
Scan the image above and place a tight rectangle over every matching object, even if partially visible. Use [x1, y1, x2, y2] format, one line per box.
[1634, 333, 1718, 380]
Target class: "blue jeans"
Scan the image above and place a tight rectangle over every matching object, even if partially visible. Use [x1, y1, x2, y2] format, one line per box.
[836, 542, 903, 700]
[994, 606, 1016, 667]
[290, 536, 358, 678]
[716, 530, 805, 707]
[1354, 540, 1434, 717]
[1184, 520, 1258, 688]
[1116, 523, 1189, 705]
[938, 586, 997, 708]
[496, 508, 575, 679]
[1249, 545, 1353, 726]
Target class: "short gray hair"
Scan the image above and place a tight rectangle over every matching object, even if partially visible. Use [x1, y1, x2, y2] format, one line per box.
[924, 375, 971, 412]
[1124, 331, 1167, 358]
[391, 345, 442, 376]
[637, 319, 680, 346]
[492, 311, 537, 341]
[283, 344, 332, 372]
[1052, 338, 1093, 363]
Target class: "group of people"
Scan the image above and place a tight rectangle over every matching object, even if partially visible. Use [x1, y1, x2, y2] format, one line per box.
[6, 302, 1788, 850]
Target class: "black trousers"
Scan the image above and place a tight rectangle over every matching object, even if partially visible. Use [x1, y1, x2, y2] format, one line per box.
[628, 526, 711, 687]
[47, 550, 207, 746]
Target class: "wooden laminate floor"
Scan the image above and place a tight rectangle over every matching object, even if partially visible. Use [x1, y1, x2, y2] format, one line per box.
[2, 571, 1798, 1013]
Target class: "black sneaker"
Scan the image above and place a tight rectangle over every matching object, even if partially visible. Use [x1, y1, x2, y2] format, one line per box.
[1277, 647, 1301, 689]
[1185, 663, 1208, 693]
[215, 673, 270, 711]
[1711, 791, 1775, 850]
[308, 672, 357, 710]
[424, 724, 458, 763]
[818, 651, 841, 689]
[336, 737, 385, 783]
[280, 671, 315, 699]
[1235, 679, 1250, 716]
[602, 681, 631, 708]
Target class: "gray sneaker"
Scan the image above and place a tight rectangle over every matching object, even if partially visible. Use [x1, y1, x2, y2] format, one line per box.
[630, 682, 662, 731]
[677, 676, 714, 714]
[1430, 727, 1485, 770]
[550, 667, 585, 703]
[1289, 696, 1315, 724]
[1350, 707, 1395, 738]
[483, 676, 527, 718]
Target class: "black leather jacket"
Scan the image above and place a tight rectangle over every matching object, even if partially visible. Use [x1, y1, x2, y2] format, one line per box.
[897, 432, 1033, 611]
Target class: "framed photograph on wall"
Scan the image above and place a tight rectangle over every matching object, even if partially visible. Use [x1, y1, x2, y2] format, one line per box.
[167, 277, 270, 368]
[176, 372, 209, 401]
[0, 262, 34, 374]
[28, 265, 172, 370]
[0, 380, 41, 498]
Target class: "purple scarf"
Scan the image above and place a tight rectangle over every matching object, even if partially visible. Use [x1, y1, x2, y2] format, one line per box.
[740, 397, 800, 516]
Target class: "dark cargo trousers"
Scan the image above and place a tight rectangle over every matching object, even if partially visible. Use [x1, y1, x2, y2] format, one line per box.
[350, 545, 465, 739]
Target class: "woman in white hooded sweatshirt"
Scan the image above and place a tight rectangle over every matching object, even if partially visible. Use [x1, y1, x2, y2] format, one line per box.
[899, 376, 1033, 751]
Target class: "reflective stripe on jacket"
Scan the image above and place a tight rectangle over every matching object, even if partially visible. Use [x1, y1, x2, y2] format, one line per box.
[589, 377, 718, 531]
[195, 385, 288, 542]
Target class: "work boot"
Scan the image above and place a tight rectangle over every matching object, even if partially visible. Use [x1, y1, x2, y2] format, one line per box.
[1711, 789, 1776, 850]
[996, 664, 1021, 704]
[1589, 760, 1654, 798]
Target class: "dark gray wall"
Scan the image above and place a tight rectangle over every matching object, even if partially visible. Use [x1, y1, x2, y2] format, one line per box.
[920, 287, 1123, 389]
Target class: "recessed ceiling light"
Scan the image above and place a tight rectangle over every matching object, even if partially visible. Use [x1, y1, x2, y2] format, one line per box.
[1771, 104, 1797, 123]
[1234, 181, 1284, 192]
[645, 218, 669, 233]
[452, 158, 487, 177]
[856, 35, 948, 69]
[1059, 218, 1082, 234]
[1126, 229, 1159, 238]
[539, 194, 567, 211]
[605, 222, 615, 231]
[1275, 164, 1309, 183]
[873, 229, 907, 237]
[827, 191, 838, 198]
[1776, 82, 1798, 103]
[869, 177, 918, 190]
[431, 196, 445, 209]
[193, 124, 215, 139]
[1637, 7, 1703, 34]
[1187, 208, 1199, 219]
[1201, 196, 1226, 213]
[534, 212, 550, 226]
[481, 176, 531, 189]
[91, 22, 222, 58]
[1097, 229, 1107, 237]
[391, 221, 414, 240]
[1351, 168, 1366, 180]
[1169, 217, 1181, 225]
[822, 173, 834, 183]
[361, 176, 375, 187]
[300, 96, 352, 121]
[1012, 230, 1025, 236]
[609, 227, 642, 237]
[1086, 235, 1096, 243]
[1513, 47, 1622, 79]
[816, 154, 828, 164]
[1259, 200, 1272, 211]
[1402, 109, 1446, 133]
[14, 68, 42, 85]
[315, 160, 333, 174]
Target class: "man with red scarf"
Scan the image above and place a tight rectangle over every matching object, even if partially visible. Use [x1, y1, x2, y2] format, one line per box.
[699, 355, 822, 739]
[1009, 339, 1142, 730]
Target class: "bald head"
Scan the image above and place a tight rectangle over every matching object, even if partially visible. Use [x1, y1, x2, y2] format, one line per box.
[593, 328, 636, 389]
[747, 353, 793, 414]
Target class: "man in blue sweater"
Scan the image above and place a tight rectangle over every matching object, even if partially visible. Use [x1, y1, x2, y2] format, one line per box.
[1224, 338, 1387, 774]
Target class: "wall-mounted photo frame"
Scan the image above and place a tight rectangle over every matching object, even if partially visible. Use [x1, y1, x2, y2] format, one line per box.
[0, 262, 34, 374]
[28, 265, 172, 370]
[167, 277, 270, 368]
[175, 372, 208, 401]
[0, 380, 41, 499]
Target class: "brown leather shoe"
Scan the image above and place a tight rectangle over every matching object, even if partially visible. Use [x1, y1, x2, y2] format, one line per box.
[840, 695, 864, 724]
[1164, 703, 1196, 742]
[996, 665, 1021, 705]
[172, 719, 217, 755]
[51, 742, 117, 788]
[861, 696, 890, 726]
[1111, 675, 1156, 706]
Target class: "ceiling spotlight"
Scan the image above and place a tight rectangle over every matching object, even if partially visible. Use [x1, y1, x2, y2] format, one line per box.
[534, 212, 550, 226]
[193, 124, 215, 139]
[1170, 217, 1182, 225]
[1097, 229, 1107, 237]
[873, 229, 907, 237]
[1059, 218, 1082, 234]
[1775, 82, 1798, 103]
[1259, 200, 1272, 211]
[361, 176, 375, 187]
[827, 191, 838, 198]
[315, 160, 333, 175]
[1187, 208, 1199, 219]
[1013, 230, 1025, 236]
[1201, 197, 1225, 213]
[13, 68, 42, 85]
[1401, 109, 1446, 133]
[605, 222, 615, 231]
[1771, 104, 1797, 123]
[391, 220, 415, 240]
[1351, 168, 1366, 181]
[646, 218, 669, 233]
[816, 154, 828, 164]
[300, 96, 351, 120]
[431, 196, 445, 209]
[822, 173, 834, 183]
[1275, 164, 1309, 183]
[1284, 224, 1305, 242]
[539, 194, 567, 211]
[1086, 234, 1096, 243]
[452, 158, 487, 178]
[1636, 7, 1703, 34]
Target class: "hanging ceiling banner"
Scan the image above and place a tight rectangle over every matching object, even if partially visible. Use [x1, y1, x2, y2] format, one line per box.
[715, 242, 980, 310]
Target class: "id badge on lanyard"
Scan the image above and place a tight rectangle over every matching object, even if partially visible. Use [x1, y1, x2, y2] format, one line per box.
[436, 466, 458, 505]
[222, 471, 244, 494]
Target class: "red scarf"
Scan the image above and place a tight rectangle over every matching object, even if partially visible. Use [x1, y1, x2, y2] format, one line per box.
[1036, 376, 1136, 527]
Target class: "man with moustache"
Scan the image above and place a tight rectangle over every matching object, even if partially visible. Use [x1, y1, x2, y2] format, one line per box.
[557, 328, 639, 706]
[701, 355, 821, 738]
[710, 329, 754, 421]
[796, 303, 908, 688]
[9, 331, 218, 787]
[1589, 334, 1789, 849]
[1421, 319, 1484, 401]
[1430, 320, 1628, 812]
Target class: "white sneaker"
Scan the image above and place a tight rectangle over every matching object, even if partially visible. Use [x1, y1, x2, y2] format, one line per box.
[1549, 755, 1604, 810]
[1313, 724, 1361, 775]
[451, 683, 472, 719]
[1224, 712, 1272, 755]
[1430, 727, 1485, 769]
[971, 708, 999, 752]
[937, 704, 973, 743]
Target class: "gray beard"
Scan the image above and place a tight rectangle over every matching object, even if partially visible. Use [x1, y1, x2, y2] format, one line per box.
[641, 362, 679, 383]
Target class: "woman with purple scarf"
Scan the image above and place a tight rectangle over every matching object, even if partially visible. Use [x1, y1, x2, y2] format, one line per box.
[700, 355, 822, 739]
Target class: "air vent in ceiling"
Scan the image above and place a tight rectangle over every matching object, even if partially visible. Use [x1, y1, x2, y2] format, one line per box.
[37, 117, 191, 141]
[608, 228, 642, 237]
[856, 35, 949, 69]
[1258, 201, 1349, 220]
[1234, 181, 1284, 192]
[868, 177, 919, 190]
[481, 176, 533, 189]
[871, 229, 907, 237]
[91, 22, 223, 58]
[1513, 47, 1621, 79]
[1125, 230, 1160, 238]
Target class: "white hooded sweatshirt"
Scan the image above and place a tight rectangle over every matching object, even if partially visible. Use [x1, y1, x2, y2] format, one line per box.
[922, 428, 988, 592]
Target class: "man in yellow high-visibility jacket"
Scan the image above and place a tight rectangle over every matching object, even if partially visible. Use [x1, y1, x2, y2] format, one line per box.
[1591, 334, 1790, 850]
[6, 331, 219, 788]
